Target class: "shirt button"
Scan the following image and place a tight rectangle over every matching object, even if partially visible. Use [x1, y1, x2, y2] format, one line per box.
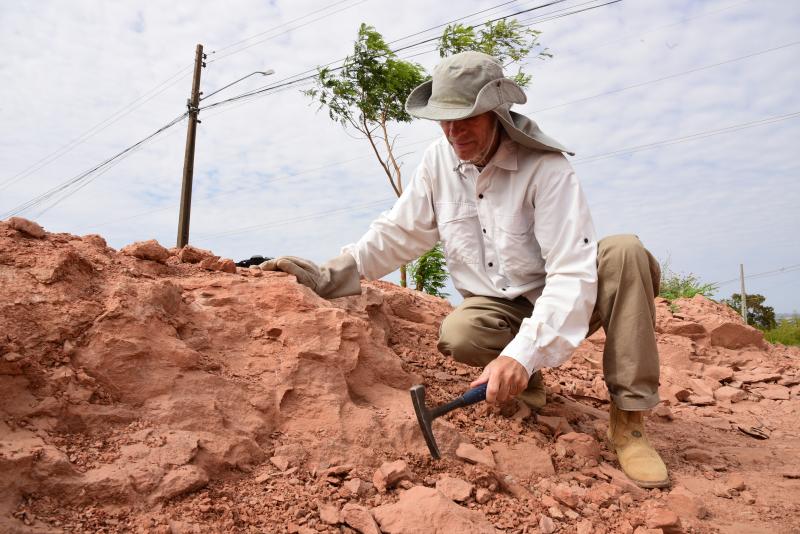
[488, 262, 493, 267]
[501, 287, 507, 291]
[482, 228, 486, 234]
[478, 194, 484, 199]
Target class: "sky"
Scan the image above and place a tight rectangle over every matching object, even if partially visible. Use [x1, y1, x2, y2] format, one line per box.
[1, 0, 798, 313]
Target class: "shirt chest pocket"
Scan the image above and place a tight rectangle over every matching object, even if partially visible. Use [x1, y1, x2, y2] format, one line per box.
[435, 202, 480, 264]
[495, 210, 545, 283]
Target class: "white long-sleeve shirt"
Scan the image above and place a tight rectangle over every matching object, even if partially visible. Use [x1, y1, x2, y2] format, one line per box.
[342, 134, 598, 376]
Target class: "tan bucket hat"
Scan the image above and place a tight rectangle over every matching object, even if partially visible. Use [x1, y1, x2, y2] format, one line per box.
[406, 51, 573, 155]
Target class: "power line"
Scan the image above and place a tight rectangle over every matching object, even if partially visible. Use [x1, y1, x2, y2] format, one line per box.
[0, 112, 189, 220]
[0, 64, 193, 193]
[715, 264, 800, 287]
[207, 0, 370, 63]
[198, 0, 620, 112]
[387, 0, 568, 45]
[193, 197, 395, 240]
[531, 41, 800, 113]
[75, 104, 800, 233]
[191, 110, 799, 240]
[210, 0, 359, 55]
[554, 0, 755, 62]
[572, 110, 800, 165]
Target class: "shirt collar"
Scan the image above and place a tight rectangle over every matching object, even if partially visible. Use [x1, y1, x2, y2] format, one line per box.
[489, 133, 518, 171]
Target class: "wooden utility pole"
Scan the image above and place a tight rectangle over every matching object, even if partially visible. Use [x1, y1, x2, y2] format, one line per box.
[739, 263, 747, 324]
[177, 44, 205, 248]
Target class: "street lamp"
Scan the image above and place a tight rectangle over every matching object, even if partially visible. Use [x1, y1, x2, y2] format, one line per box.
[200, 69, 275, 101]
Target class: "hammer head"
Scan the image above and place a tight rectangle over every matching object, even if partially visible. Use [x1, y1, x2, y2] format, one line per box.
[409, 384, 441, 459]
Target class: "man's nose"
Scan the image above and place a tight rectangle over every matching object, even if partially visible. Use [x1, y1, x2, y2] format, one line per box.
[444, 120, 465, 137]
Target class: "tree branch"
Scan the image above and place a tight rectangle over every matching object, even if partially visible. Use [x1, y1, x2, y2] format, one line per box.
[362, 115, 400, 198]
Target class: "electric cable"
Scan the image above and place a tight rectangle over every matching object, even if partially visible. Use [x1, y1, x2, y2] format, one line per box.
[207, 0, 370, 63]
[1, 112, 189, 219]
[198, 0, 621, 112]
[715, 264, 800, 287]
[0, 64, 193, 193]
[572, 110, 800, 165]
[193, 197, 395, 240]
[531, 41, 800, 113]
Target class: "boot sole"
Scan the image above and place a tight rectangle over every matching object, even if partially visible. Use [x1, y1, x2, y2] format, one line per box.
[627, 476, 671, 489]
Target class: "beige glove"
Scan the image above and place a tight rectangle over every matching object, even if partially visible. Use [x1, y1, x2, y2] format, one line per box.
[259, 253, 361, 299]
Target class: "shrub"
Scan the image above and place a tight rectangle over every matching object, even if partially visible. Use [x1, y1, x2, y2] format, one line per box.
[408, 243, 449, 298]
[763, 317, 800, 346]
[658, 258, 717, 302]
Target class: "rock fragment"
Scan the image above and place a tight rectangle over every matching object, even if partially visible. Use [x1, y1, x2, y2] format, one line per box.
[177, 245, 215, 264]
[121, 239, 171, 263]
[536, 415, 574, 436]
[151, 465, 209, 502]
[652, 404, 674, 420]
[714, 386, 746, 403]
[492, 440, 555, 478]
[455, 442, 495, 467]
[645, 508, 682, 533]
[373, 486, 496, 533]
[9, 216, 45, 238]
[372, 460, 412, 493]
[340, 504, 380, 534]
[704, 365, 734, 382]
[539, 515, 556, 534]
[435, 476, 473, 502]
[556, 432, 601, 461]
[318, 503, 340, 525]
[270, 455, 290, 471]
[342, 477, 369, 496]
[754, 384, 790, 400]
[666, 485, 708, 520]
[725, 474, 746, 492]
[219, 259, 237, 274]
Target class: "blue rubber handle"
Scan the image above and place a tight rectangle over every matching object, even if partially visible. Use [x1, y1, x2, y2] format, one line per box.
[461, 382, 488, 405]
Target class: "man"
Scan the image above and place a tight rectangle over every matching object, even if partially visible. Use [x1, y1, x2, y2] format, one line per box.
[262, 52, 669, 488]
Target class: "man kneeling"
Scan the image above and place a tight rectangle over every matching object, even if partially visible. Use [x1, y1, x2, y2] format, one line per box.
[262, 51, 669, 488]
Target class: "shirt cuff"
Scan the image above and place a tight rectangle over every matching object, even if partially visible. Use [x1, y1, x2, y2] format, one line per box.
[500, 334, 544, 379]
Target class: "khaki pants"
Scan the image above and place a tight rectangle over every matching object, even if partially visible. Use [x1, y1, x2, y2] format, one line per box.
[437, 235, 661, 411]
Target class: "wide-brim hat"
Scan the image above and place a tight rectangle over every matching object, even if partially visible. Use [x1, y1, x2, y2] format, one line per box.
[406, 51, 573, 155]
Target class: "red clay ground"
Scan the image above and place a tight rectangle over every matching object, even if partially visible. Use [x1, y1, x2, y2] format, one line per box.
[1, 217, 799, 534]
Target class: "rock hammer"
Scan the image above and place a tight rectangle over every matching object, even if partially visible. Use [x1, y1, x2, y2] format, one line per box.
[409, 383, 488, 459]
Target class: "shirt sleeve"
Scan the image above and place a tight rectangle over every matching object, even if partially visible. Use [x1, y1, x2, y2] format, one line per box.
[341, 161, 440, 280]
[499, 159, 598, 377]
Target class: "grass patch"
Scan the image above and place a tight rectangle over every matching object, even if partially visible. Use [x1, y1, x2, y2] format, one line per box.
[659, 258, 718, 303]
[763, 317, 800, 346]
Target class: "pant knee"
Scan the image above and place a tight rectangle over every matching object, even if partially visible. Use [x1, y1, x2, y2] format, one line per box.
[598, 234, 644, 266]
[438, 314, 476, 364]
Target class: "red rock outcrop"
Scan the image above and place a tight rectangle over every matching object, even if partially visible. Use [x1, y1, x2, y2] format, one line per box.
[1, 218, 799, 534]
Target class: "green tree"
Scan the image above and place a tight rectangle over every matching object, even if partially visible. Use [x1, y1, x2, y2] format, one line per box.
[408, 242, 449, 298]
[722, 293, 777, 330]
[304, 23, 427, 287]
[438, 19, 552, 88]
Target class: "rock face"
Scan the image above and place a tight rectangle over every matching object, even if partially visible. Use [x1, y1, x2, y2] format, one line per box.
[0, 220, 451, 528]
[1, 218, 799, 534]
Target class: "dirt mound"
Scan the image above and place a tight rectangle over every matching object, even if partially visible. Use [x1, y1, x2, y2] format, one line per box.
[1, 217, 799, 533]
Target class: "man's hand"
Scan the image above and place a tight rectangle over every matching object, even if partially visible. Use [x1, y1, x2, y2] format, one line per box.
[470, 356, 529, 405]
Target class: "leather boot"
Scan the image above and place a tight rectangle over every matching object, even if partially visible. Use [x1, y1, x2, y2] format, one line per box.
[516, 370, 546, 410]
[607, 402, 670, 488]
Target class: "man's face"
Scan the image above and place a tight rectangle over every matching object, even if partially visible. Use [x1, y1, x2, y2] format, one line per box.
[439, 112, 498, 161]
